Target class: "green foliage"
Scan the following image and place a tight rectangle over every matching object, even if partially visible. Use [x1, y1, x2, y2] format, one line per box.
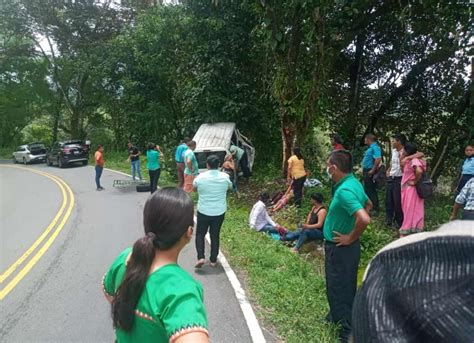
[221, 200, 339, 342]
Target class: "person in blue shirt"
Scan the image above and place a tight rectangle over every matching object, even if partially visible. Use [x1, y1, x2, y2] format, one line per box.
[175, 137, 191, 189]
[362, 134, 382, 214]
[184, 140, 199, 193]
[193, 155, 232, 268]
[456, 144, 474, 195]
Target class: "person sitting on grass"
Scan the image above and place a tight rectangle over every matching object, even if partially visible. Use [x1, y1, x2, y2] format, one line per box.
[270, 183, 294, 213]
[249, 192, 281, 235]
[282, 193, 327, 253]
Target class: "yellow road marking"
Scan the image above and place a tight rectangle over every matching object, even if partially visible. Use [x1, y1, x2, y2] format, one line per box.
[0, 167, 68, 283]
[0, 166, 75, 300]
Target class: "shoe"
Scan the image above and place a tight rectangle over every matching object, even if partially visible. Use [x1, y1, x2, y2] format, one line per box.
[194, 259, 205, 269]
[209, 262, 217, 267]
[96, 187, 103, 191]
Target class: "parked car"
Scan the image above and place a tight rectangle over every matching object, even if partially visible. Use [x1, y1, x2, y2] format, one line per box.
[12, 143, 47, 164]
[192, 122, 255, 174]
[46, 140, 89, 168]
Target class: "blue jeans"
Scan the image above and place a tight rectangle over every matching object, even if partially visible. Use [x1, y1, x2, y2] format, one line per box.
[283, 229, 324, 250]
[258, 224, 279, 235]
[95, 165, 103, 188]
[131, 160, 142, 180]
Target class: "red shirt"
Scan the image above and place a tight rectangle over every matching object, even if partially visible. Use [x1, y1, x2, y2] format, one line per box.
[333, 143, 345, 151]
[95, 151, 104, 167]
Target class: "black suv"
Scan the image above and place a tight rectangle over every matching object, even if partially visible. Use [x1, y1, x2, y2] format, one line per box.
[46, 140, 90, 168]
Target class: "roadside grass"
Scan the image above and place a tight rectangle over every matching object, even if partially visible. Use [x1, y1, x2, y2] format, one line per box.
[102, 154, 453, 342]
[0, 147, 13, 159]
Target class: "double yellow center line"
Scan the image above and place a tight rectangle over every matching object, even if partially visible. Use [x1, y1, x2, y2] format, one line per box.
[0, 166, 75, 300]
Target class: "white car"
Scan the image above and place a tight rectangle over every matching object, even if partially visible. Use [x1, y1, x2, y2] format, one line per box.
[12, 143, 47, 164]
[192, 122, 255, 175]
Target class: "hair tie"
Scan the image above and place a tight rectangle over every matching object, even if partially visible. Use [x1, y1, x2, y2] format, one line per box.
[146, 232, 156, 242]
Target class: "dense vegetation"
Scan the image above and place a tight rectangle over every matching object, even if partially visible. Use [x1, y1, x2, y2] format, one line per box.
[1, 0, 472, 181]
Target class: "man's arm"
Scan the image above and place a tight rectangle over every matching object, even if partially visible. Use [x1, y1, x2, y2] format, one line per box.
[186, 156, 193, 173]
[450, 202, 463, 221]
[333, 209, 371, 246]
[364, 199, 373, 213]
[401, 151, 424, 167]
[369, 158, 381, 176]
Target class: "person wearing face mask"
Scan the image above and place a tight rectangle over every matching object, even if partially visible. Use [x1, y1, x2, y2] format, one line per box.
[323, 150, 372, 343]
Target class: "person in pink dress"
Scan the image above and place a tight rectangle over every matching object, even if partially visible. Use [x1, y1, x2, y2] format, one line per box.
[399, 142, 426, 237]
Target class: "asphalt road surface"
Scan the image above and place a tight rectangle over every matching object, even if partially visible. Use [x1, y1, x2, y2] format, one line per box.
[0, 162, 254, 342]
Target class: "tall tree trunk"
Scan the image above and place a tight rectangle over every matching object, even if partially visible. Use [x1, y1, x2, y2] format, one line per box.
[430, 89, 470, 185]
[345, 33, 365, 148]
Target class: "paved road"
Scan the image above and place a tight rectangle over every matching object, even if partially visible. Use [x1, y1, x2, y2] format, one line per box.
[0, 162, 253, 342]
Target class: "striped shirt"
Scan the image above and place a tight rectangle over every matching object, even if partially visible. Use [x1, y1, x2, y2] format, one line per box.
[455, 178, 474, 210]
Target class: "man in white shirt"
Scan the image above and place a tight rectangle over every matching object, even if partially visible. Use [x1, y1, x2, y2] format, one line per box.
[249, 192, 279, 234]
[385, 133, 405, 228]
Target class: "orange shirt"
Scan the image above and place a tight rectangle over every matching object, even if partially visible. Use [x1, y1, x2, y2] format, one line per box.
[95, 151, 104, 167]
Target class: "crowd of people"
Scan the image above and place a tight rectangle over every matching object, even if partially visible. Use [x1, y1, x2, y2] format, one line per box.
[97, 134, 473, 343]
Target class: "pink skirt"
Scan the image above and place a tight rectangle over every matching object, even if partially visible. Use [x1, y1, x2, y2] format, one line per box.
[400, 185, 424, 235]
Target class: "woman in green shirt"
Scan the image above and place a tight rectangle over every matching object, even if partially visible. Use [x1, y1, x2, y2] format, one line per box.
[103, 188, 209, 343]
[146, 143, 164, 194]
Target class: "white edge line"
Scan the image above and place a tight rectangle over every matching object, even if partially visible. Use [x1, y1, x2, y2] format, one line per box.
[204, 231, 266, 343]
[101, 166, 266, 343]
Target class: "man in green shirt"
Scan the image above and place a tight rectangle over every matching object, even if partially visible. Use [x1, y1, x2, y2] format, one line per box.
[230, 144, 251, 178]
[324, 150, 372, 343]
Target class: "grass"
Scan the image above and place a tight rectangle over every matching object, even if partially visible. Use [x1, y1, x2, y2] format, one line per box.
[100, 154, 453, 342]
[0, 147, 14, 159]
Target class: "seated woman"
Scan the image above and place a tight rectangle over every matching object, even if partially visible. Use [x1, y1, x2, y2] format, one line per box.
[282, 193, 326, 252]
[249, 192, 281, 234]
[222, 154, 239, 198]
[271, 183, 294, 212]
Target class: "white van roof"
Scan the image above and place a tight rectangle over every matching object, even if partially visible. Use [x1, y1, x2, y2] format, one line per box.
[193, 122, 236, 151]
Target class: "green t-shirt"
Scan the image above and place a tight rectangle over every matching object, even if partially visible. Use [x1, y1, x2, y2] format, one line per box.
[324, 174, 368, 242]
[229, 145, 244, 161]
[184, 149, 199, 176]
[146, 150, 160, 171]
[103, 248, 208, 343]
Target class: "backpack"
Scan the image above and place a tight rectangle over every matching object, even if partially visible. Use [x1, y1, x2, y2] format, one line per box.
[416, 171, 434, 199]
[373, 164, 387, 189]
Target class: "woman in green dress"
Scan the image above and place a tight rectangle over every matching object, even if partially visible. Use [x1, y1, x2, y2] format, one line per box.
[103, 188, 209, 343]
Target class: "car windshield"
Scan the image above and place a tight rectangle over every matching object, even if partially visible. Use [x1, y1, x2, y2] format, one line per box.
[64, 144, 82, 149]
[29, 144, 45, 150]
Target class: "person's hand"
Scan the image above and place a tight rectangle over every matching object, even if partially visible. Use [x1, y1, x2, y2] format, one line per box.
[368, 170, 374, 176]
[333, 231, 354, 246]
[302, 224, 308, 229]
[407, 180, 416, 186]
